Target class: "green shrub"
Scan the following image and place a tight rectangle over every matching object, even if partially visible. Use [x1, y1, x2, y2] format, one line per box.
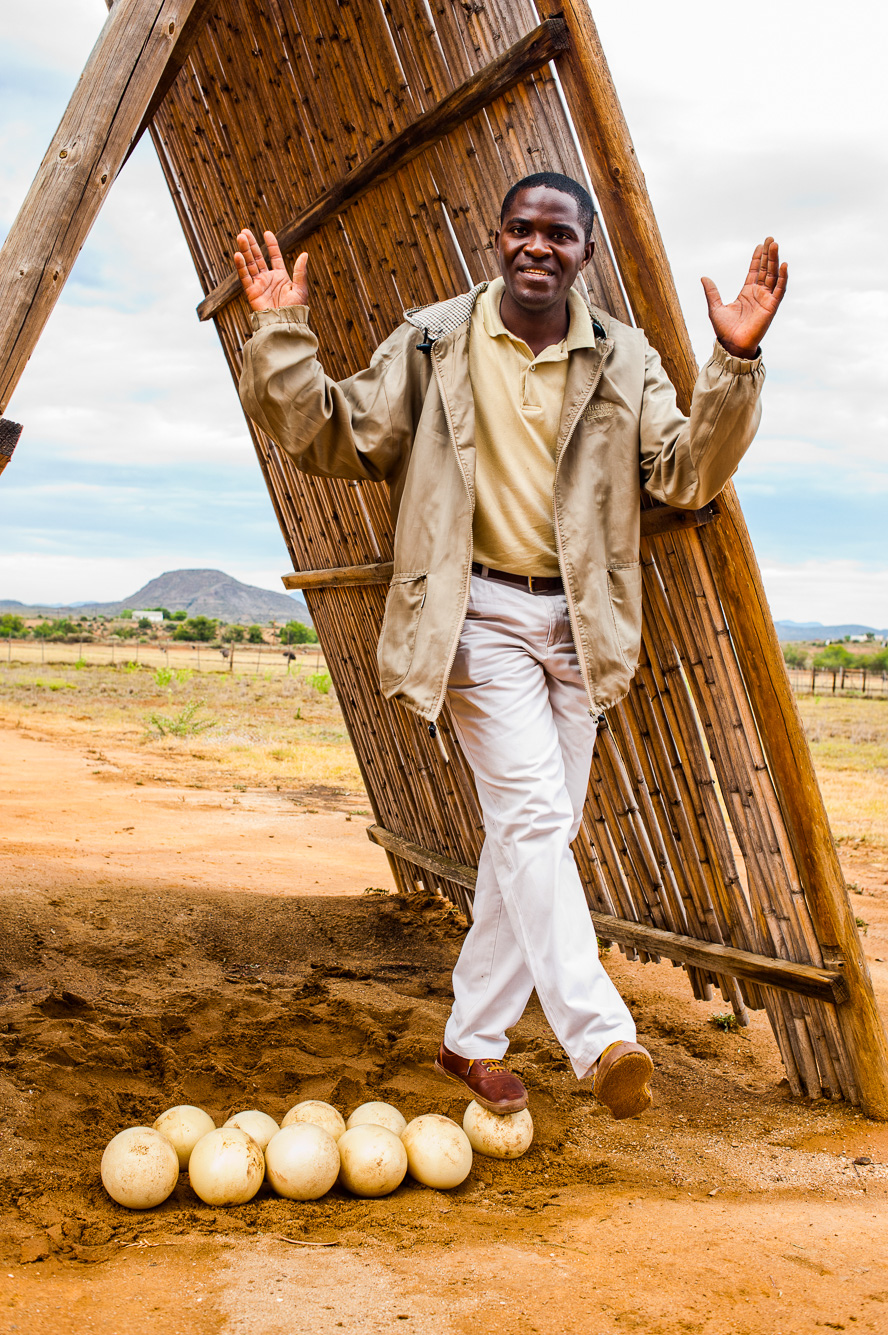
[32, 618, 80, 640]
[308, 671, 331, 695]
[171, 616, 217, 642]
[782, 643, 808, 669]
[813, 645, 854, 672]
[279, 620, 318, 645]
[145, 699, 218, 737]
[0, 614, 27, 638]
[247, 624, 265, 644]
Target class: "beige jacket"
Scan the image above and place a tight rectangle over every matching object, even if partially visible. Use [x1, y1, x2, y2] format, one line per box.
[240, 284, 764, 720]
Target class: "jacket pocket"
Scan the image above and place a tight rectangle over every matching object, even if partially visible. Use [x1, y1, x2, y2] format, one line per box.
[378, 572, 428, 691]
[606, 562, 643, 669]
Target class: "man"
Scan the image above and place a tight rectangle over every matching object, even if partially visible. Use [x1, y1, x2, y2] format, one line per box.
[235, 172, 786, 1121]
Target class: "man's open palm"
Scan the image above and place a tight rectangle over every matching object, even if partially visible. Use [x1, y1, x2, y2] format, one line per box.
[702, 238, 787, 359]
[234, 229, 309, 311]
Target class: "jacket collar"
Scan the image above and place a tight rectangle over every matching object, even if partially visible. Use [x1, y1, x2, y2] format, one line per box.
[404, 281, 610, 347]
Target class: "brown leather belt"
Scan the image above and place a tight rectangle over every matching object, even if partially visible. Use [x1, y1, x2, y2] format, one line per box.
[471, 561, 564, 595]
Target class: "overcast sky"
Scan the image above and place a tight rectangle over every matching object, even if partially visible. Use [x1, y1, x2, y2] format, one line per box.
[0, 1, 885, 624]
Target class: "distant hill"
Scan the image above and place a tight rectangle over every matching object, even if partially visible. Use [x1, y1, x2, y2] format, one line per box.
[774, 620, 887, 642]
[0, 569, 312, 625]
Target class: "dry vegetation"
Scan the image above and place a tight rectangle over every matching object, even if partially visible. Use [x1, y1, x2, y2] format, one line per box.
[797, 694, 888, 849]
[0, 659, 365, 796]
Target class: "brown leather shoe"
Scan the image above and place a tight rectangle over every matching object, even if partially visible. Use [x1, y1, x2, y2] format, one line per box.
[592, 1040, 653, 1119]
[434, 1043, 528, 1114]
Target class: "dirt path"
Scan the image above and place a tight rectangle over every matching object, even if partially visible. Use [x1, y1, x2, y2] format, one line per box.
[1, 722, 887, 1335]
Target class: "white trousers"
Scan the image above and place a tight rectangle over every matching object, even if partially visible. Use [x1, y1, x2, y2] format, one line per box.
[443, 574, 636, 1078]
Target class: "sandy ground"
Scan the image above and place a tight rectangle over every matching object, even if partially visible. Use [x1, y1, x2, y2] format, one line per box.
[2, 696, 888, 1335]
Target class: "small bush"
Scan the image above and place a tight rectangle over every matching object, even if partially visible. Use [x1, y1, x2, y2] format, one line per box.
[710, 1012, 739, 1032]
[308, 671, 331, 695]
[154, 666, 173, 687]
[0, 614, 27, 638]
[171, 616, 217, 642]
[280, 620, 318, 645]
[247, 624, 265, 644]
[782, 644, 808, 669]
[145, 699, 218, 738]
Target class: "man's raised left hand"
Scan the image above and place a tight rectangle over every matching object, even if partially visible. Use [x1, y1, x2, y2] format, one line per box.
[701, 238, 788, 360]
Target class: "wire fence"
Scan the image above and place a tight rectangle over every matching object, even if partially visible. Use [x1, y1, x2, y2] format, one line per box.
[2, 638, 326, 677]
[786, 667, 888, 698]
[6, 640, 884, 696]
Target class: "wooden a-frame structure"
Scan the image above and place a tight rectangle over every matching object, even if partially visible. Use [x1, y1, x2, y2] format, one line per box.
[2, 0, 887, 1117]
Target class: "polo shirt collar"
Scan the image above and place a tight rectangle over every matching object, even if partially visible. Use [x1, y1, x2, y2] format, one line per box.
[481, 276, 598, 353]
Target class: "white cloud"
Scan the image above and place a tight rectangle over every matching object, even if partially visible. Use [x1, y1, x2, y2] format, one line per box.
[760, 561, 888, 628]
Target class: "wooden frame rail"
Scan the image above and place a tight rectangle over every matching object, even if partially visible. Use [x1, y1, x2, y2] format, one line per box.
[366, 824, 849, 1007]
[280, 503, 718, 590]
[282, 561, 394, 591]
[196, 17, 570, 321]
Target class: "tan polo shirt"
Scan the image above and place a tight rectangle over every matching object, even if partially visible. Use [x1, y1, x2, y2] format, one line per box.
[469, 276, 597, 578]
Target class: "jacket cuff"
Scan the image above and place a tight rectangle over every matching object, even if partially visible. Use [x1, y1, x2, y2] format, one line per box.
[250, 306, 310, 331]
[711, 339, 763, 375]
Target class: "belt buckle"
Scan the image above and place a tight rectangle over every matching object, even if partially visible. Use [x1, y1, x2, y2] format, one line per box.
[527, 574, 535, 593]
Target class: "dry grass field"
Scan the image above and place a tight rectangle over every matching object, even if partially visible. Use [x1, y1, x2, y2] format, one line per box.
[796, 694, 888, 849]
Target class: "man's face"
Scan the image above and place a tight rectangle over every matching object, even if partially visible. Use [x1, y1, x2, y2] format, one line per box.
[495, 186, 593, 317]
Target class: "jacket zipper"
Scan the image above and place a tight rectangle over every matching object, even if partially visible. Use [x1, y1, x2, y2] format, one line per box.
[553, 341, 614, 713]
[426, 337, 475, 724]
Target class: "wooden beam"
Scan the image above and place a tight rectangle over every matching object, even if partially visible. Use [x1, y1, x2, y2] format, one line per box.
[0, 419, 23, 479]
[640, 501, 718, 540]
[537, 0, 888, 1118]
[282, 562, 394, 591]
[196, 17, 570, 321]
[366, 825, 848, 1006]
[279, 507, 714, 591]
[119, 0, 216, 169]
[0, 0, 213, 417]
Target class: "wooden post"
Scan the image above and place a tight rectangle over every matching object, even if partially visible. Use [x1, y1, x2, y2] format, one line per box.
[0, 0, 214, 417]
[538, 0, 888, 1117]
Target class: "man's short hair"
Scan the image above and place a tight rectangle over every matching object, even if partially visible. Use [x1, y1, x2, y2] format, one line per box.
[500, 172, 596, 242]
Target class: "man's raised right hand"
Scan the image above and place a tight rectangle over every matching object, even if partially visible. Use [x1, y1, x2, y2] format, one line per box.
[234, 229, 309, 312]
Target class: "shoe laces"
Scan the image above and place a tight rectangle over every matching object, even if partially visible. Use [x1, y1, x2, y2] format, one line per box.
[478, 1058, 508, 1072]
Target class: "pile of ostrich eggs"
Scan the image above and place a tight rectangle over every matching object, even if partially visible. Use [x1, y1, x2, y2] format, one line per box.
[462, 1101, 534, 1159]
[346, 1101, 407, 1137]
[401, 1114, 473, 1189]
[281, 1100, 347, 1141]
[188, 1127, 265, 1206]
[337, 1124, 408, 1198]
[101, 1127, 180, 1209]
[265, 1123, 341, 1200]
[223, 1109, 280, 1153]
[153, 1105, 216, 1169]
